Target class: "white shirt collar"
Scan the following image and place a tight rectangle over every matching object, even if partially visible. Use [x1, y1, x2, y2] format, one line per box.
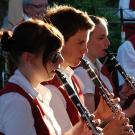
[58, 67, 75, 88]
[84, 55, 102, 72]
[8, 69, 43, 102]
[59, 66, 74, 79]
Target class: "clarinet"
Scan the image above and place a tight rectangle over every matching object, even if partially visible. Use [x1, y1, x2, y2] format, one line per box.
[105, 49, 135, 92]
[0, 46, 9, 88]
[80, 57, 134, 134]
[81, 57, 121, 114]
[55, 70, 103, 135]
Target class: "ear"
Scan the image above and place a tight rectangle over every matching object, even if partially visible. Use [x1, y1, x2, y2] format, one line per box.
[21, 52, 34, 64]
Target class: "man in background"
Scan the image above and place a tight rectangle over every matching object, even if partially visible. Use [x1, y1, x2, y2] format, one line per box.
[2, 0, 48, 29]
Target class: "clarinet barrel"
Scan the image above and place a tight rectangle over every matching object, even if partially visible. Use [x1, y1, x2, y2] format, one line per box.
[105, 49, 135, 92]
[55, 70, 103, 135]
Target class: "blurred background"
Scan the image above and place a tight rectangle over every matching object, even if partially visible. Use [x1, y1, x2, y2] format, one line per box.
[0, 0, 120, 52]
[0, 0, 120, 88]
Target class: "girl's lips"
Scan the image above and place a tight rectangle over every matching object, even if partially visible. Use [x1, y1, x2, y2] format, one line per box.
[52, 68, 60, 73]
[79, 55, 83, 59]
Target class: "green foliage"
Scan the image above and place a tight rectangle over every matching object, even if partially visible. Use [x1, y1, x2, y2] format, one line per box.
[0, 0, 121, 53]
[0, 0, 121, 87]
[0, 0, 8, 27]
[52, 0, 121, 53]
[0, 0, 121, 51]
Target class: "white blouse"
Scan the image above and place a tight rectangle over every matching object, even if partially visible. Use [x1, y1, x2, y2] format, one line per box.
[116, 40, 135, 86]
[74, 56, 113, 95]
[0, 69, 60, 135]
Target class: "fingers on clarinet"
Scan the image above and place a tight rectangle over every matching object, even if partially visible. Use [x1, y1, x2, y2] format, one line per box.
[121, 117, 130, 125]
[111, 97, 120, 104]
[109, 93, 114, 98]
[90, 113, 95, 119]
[122, 125, 134, 135]
[92, 119, 101, 126]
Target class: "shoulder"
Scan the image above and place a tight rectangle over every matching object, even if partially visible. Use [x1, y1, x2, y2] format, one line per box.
[0, 92, 30, 106]
[118, 41, 133, 52]
[0, 92, 32, 121]
[0, 92, 36, 135]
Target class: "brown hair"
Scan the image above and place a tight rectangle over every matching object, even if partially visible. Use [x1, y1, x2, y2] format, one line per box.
[89, 15, 108, 35]
[44, 5, 95, 41]
[1, 19, 64, 66]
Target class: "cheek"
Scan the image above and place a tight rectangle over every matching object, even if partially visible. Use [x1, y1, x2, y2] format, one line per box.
[94, 42, 104, 52]
[45, 62, 51, 72]
[91, 45, 98, 54]
[41, 67, 51, 81]
[97, 48, 103, 55]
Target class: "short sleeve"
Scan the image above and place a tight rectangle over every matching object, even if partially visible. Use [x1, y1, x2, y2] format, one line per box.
[116, 41, 135, 86]
[0, 93, 36, 135]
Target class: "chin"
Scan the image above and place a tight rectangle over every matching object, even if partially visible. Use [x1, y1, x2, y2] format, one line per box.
[49, 74, 55, 80]
[99, 53, 106, 58]
[103, 51, 107, 56]
[43, 75, 54, 82]
[72, 61, 80, 68]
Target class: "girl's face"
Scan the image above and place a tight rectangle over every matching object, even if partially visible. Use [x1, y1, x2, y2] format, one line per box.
[45, 51, 64, 80]
[29, 50, 64, 85]
[87, 23, 110, 62]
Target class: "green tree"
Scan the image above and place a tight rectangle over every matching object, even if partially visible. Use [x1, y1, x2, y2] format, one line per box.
[52, 0, 121, 52]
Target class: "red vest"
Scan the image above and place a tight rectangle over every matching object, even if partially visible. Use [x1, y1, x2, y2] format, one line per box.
[128, 34, 135, 49]
[129, 0, 135, 9]
[42, 75, 80, 126]
[94, 65, 117, 109]
[123, 0, 135, 38]
[0, 83, 50, 135]
[123, 24, 135, 39]
[71, 75, 84, 103]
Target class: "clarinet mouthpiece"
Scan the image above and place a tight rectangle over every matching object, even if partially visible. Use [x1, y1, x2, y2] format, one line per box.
[104, 49, 109, 53]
